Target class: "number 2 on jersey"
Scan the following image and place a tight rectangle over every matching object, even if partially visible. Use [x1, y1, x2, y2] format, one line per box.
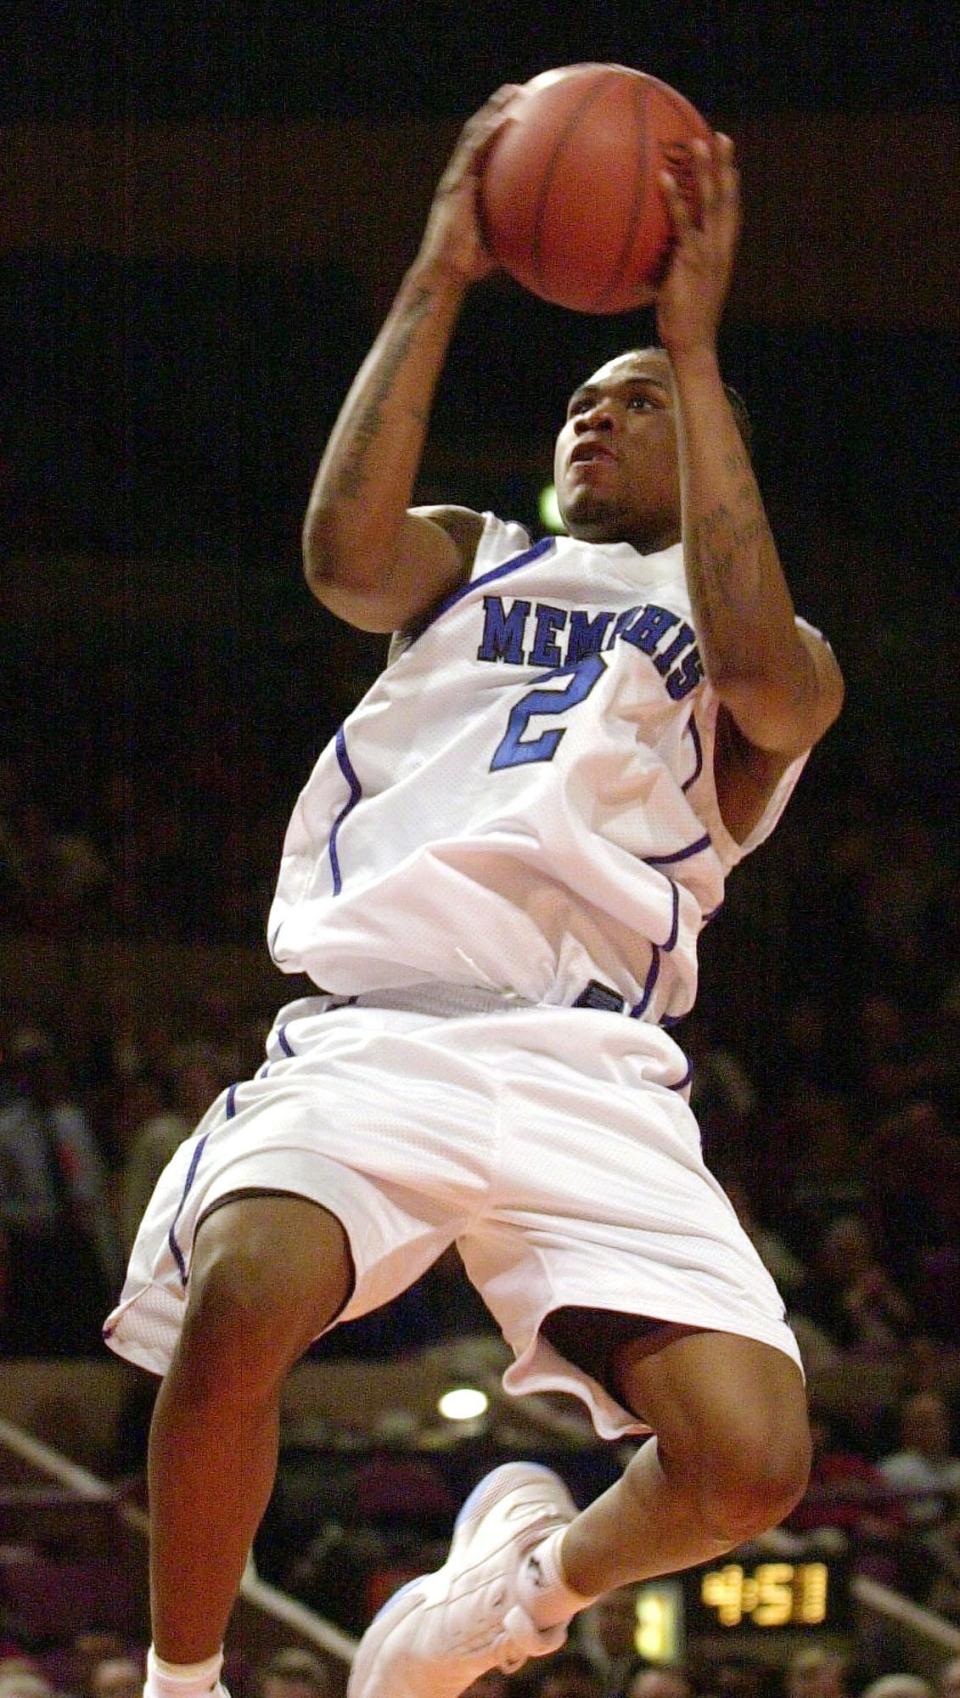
[490, 652, 607, 770]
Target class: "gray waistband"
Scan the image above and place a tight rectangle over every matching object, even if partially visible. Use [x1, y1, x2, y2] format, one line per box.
[342, 985, 539, 1019]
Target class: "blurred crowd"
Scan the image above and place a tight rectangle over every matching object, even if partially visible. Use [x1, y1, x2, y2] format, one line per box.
[0, 1614, 959, 1698]
[0, 1643, 339, 1698]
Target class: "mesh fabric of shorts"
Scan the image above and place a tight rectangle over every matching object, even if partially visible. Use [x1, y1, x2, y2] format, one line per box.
[104, 994, 801, 1440]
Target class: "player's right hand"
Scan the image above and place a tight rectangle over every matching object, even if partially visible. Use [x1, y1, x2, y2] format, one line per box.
[415, 87, 520, 286]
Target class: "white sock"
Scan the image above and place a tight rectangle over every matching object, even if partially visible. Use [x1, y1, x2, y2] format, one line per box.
[145, 1648, 224, 1698]
[518, 1526, 597, 1629]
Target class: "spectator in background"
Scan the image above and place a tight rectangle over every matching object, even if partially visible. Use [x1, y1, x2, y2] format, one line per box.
[117, 1041, 228, 1254]
[880, 1391, 960, 1601]
[785, 1407, 905, 1582]
[767, 995, 843, 1106]
[795, 1214, 915, 1357]
[626, 1671, 692, 1698]
[533, 1651, 603, 1698]
[578, 1588, 640, 1698]
[0, 1674, 55, 1698]
[783, 1647, 849, 1698]
[87, 1660, 143, 1698]
[859, 1680, 933, 1698]
[880, 1393, 960, 1527]
[253, 1648, 335, 1698]
[0, 1027, 118, 1353]
[0, 765, 109, 939]
[938, 1658, 960, 1698]
[862, 1101, 960, 1342]
[721, 1179, 805, 1303]
[68, 1633, 131, 1698]
[850, 993, 943, 1124]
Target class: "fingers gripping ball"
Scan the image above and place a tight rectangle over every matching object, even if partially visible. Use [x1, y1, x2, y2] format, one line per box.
[479, 63, 712, 314]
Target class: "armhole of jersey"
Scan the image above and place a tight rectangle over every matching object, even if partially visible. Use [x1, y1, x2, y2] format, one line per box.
[388, 510, 523, 662]
[470, 511, 536, 577]
[688, 681, 810, 868]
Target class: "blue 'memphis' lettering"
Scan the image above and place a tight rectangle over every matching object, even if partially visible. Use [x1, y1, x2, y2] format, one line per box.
[478, 593, 703, 701]
[622, 605, 681, 655]
[567, 609, 614, 661]
[529, 603, 568, 666]
[477, 597, 531, 664]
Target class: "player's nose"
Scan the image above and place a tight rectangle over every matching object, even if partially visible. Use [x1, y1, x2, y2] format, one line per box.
[573, 399, 615, 431]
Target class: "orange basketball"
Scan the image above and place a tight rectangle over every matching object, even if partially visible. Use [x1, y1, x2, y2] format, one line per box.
[479, 63, 712, 314]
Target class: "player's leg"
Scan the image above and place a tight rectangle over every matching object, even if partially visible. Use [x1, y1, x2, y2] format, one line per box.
[147, 1191, 353, 1669]
[346, 1323, 809, 1698]
[554, 1323, 811, 1596]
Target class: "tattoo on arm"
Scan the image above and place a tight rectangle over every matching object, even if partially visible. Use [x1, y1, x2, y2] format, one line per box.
[691, 498, 770, 610]
[335, 287, 433, 500]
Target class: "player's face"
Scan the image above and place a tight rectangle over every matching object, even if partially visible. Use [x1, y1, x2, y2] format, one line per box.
[553, 349, 681, 551]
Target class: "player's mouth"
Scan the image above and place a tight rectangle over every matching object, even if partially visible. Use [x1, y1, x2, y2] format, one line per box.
[569, 440, 617, 467]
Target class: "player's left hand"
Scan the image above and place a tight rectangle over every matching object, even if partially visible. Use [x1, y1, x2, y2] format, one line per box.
[654, 132, 740, 358]
[415, 86, 521, 287]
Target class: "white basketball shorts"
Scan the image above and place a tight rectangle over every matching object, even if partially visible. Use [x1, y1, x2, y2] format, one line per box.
[104, 988, 802, 1440]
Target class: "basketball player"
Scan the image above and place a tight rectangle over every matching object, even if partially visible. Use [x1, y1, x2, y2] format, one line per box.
[105, 90, 843, 1698]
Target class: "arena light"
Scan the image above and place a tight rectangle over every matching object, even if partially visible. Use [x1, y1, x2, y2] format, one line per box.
[437, 1385, 490, 1422]
[538, 483, 565, 533]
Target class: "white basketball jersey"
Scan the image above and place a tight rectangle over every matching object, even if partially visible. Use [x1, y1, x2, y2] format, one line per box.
[268, 514, 810, 1023]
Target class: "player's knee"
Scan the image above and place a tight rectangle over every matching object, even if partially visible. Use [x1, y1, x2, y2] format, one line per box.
[178, 1234, 325, 1401]
[636, 1398, 811, 1546]
[177, 1195, 352, 1398]
[688, 1405, 811, 1543]
[701, 1425, 810, 1543]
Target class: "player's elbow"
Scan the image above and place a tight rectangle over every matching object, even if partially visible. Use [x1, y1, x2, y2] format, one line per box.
[303, 504, 367, 602]
[714, 636, 844, 758]
[302, 507, 400, 633]
[717, 657, 842, 758]
[302, 501, 342, 597]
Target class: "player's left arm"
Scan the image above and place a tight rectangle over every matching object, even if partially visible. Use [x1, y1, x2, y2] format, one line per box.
[657, 135, 844, 762]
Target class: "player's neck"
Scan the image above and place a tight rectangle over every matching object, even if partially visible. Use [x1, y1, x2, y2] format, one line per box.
[626, 519, 681, 555]
[568, 517, 680, 554]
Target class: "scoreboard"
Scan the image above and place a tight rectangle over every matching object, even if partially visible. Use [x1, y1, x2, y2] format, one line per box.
[631, 1556, 850, 1663]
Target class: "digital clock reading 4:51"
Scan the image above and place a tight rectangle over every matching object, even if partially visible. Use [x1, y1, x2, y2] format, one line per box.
[698, 1562, 832, 1629]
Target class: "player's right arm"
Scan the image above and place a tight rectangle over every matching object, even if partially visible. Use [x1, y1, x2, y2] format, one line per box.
[303, 90, 516, 633]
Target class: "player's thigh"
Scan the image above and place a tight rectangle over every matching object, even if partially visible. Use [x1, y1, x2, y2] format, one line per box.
[184, 1190, 355, 1373]
[617, 1325, 811, 1495]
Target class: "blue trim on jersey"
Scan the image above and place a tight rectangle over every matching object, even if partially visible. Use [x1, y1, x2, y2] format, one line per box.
[662, 881, 680, 953]
[646, 832, 712, 866]
[329, 728, 362, 895]
[670, 1059, 693, 1093]
[681, 712, 703, 793]
[277, 1025, 296, 1058]
[419, 535, 556, 634]
[630, 946, 661, 1019]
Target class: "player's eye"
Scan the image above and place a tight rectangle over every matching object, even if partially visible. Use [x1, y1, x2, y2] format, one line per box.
[628, 394, 656, 411]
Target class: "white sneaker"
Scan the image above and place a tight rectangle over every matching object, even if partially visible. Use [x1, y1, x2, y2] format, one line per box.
[347, 1461, 578, 1698]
